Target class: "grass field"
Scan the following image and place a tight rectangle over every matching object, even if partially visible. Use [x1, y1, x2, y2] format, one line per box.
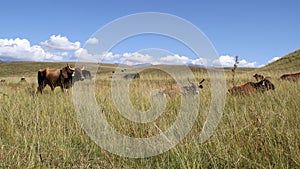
[0, 60, 299, 168]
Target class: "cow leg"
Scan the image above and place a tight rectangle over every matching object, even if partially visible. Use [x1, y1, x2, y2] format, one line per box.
[37, 85, 44, 94]
[60, 86, 65, 92]
[37, 82, 46, 94]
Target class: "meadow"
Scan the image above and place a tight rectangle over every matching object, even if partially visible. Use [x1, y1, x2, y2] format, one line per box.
[0, 61, 299, 168]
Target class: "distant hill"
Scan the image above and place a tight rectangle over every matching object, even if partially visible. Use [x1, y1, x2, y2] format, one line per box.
[0, 62, 77, 77]
[0, 62, 119, 77]
[259, 49, 300, 73]
[0, 59, 4, 64]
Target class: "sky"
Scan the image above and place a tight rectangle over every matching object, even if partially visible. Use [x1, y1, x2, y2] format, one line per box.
[0, 0, 299, 67]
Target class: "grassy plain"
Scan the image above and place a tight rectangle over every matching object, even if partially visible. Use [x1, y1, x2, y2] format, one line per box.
[0, 61, 299, 168]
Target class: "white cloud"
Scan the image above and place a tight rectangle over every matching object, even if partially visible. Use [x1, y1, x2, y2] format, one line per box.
[212, 55, 257, 67]
[74, 48, 99, 61]
[98, 52, 208, 66]
[268, 56, 281, 64]
[120, 52, 153, 65]
[191, 58, 209, 65]
[40, 35, 80, 50]
[159, 54, 191, 65]
[0, 38, 63, 61]
[86, 37, 99, 44]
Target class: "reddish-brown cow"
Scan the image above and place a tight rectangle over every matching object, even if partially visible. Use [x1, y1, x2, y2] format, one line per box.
[280, 72, 300, 81]
[37, 65, 75, 94]
[228, 78, 275, 95]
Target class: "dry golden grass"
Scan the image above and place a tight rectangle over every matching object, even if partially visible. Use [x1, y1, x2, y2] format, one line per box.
[0, 62, 299, 168]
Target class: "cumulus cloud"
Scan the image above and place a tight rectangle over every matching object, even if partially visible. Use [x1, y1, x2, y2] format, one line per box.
[40, 35, 80, 50]
[97, 52, 208, 66]
[212, 55, 257, 67]
[86, 37, 99, 44]
[0, 38, 63, 61]
[268, 56, 281, 64]
[120, 52, 153, 65]
[159, 54, 191, 65]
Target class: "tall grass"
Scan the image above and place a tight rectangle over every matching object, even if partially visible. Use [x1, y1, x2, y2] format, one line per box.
[0, 67, 299, 168]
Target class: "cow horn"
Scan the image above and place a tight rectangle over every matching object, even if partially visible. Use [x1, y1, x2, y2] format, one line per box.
[67, 64, 75, 71]
[81, 66, 85, 70]
[200, 79, 205, 84]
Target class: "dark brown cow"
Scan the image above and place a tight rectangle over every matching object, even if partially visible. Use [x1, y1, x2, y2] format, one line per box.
[280, 72, 300, 81]
[37, 65, 75, 93]
[82, 69, 92, 79]
[124, 73, 140, 79]
[73, 67, 85, 83]
[228, 78, 275, 95]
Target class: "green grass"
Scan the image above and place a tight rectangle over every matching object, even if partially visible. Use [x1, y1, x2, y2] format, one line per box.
[0, 61, 300, 168]
[259, 49, 300, 73]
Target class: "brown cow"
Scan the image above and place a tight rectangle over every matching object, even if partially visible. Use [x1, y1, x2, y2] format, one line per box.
[280, 72, 300, 81]
[37, 64, 75, 94]
[228, 78, 275, 95]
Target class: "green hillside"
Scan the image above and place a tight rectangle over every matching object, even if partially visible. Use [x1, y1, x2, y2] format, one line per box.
[0, 62, 77, 77]
[259, 49, 300, 73]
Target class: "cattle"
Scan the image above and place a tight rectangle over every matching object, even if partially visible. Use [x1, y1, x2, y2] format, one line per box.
[163, 79, 205, 96]
[73, 67, 85, 83]
[82, 69, 92, 79]
[37, 64, 75, 94]
[124, 73, 140, 79]
[228, 78, 275, 95]
[280, 72, 300, 81]
[253, 73, 264, 81]
[20, 77, 26, 82]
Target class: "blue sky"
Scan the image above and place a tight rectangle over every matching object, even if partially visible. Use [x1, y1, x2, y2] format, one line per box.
[0, 0, 299, 67]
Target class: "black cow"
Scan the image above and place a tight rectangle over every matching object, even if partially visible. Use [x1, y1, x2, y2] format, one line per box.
[124, 73, 140, 79]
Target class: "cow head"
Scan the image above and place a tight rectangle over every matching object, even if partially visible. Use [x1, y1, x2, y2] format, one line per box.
[61, 65, 76, 88]
[185, 78, 205, 95]
[61, 64, 75, 79]
[253, 73, 264, 81]
[74, 66, 85, 82]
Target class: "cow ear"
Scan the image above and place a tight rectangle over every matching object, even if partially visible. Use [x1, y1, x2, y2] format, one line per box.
[61, 67, 68, 78]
